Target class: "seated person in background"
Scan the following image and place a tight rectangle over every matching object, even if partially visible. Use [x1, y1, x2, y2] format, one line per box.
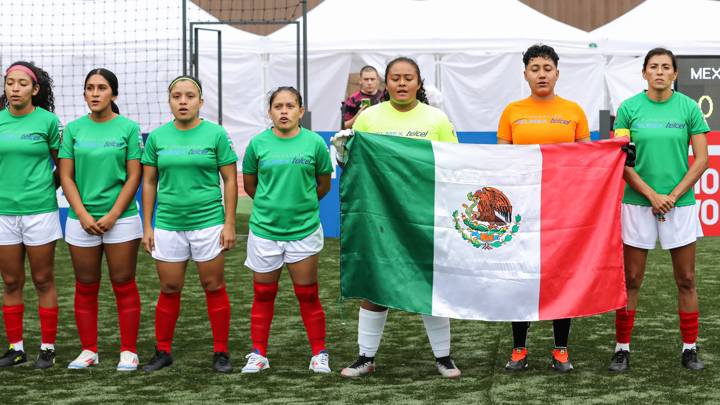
[342, 65, 385, 129]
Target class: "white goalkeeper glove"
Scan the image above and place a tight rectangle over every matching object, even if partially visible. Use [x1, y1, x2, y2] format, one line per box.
[330, 129, 354, 166]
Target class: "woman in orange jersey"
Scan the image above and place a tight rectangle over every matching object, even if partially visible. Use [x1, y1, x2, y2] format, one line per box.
[497, 44, 590, 373]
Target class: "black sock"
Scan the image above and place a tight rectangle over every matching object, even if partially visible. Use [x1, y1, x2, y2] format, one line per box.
[553, 318, 571, 348]
[512, 321, 530, 348]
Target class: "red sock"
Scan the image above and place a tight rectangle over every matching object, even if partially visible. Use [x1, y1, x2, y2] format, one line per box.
[38, 306, 59, 345]
[112, 280, 141, 353]
[615, 308, 636, 344]
[75, 281, 100, 351]
[2, 304, 24, 344]
[679, 311, 699, 344]
[250, 281, 278, 356]
[293, 283, 326, 355]
[155, 291, 181, 353]
[205, 286, 230, 353]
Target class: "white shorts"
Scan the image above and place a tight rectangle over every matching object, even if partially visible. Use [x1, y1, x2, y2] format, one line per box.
[0, 211, 63, 246]
[65, 215, 143, 247]
[621, 203, 703, 250]
[152, 224, 224, 263]
[245, 226, 324, 273]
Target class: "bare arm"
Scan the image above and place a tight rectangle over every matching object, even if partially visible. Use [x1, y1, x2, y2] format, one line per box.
[219, 164, 238, 250]
[670, 133, 709, 201]
[343, 105, 367, 129]
[96, 160, 142, 232]
[141, 165, 158, 253]
[497, 138, 512, 145]
[316, 174, 331, 200]
[59, 158, 103, 235]
[243, 173, 258, 199]
[51, 150, 61, 189]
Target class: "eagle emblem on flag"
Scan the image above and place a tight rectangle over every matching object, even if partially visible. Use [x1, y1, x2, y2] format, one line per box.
[452, 187, 522, 250]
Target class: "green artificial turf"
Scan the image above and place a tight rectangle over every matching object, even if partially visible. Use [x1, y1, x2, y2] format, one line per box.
[0, 215, 717, 404]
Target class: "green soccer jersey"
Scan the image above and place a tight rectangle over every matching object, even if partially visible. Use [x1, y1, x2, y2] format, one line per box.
[59, 115, 142, 220]
[353, 101, 458, 143]
[614, 91, 710, 207]
[242, 127, 333, 241]
[0, 107, 60, 215]
[142, 120, 238, 231]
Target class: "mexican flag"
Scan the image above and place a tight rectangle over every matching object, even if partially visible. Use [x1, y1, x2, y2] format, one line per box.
[340, 132, 628, 321]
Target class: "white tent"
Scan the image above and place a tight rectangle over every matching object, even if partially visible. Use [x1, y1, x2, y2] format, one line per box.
[264, 0, 604, 135]
[592, 0, 720, 113]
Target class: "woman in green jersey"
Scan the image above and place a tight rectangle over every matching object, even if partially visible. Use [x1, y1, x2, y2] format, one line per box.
[0, 61, 62, 369]
[338, 57, 461, 379]
[240, 87, 333, 374]
[59, 68, 143, 371]
[141, 76, 238, 373]
[609, 48, 709, 372]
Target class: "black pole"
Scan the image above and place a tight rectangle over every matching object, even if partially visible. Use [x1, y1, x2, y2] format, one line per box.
[296, 22, 301, 92]
[182, 0, 187, 75]
[302, 0, 310, 128]
[193, 27, 199, 78]
[218, 30, 222, 125]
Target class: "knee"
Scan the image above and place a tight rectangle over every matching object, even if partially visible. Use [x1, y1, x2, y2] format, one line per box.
[160, 282, 183, 294]
[31, 272, 55, 293]
[200, 277, 224, 292]
[676, 273, 696, 292]
[253, 281, 278, 302]
[293, 283, 319, 303]
[3, 277, 25, 294]
[109, 272, 133, 285]
[625, 273, 644, 290]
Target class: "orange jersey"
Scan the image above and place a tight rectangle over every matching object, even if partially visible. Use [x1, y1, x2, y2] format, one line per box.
[497, 96, 589, 145]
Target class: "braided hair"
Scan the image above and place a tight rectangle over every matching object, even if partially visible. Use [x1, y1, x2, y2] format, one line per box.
[383, 56, 428, 105]
[1, 61, 55, 112]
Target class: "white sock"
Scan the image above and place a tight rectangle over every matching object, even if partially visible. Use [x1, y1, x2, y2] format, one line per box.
[615, 343, 630, 352]
[358, 308, 388, 358]
[10, 340, 24, 352]
[422, 314, 451, 358]
[40, 343, 55, 351]
[682, 342, 696, 352]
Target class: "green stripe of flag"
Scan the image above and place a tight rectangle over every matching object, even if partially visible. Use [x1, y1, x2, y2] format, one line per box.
[340, 132, 435, 313]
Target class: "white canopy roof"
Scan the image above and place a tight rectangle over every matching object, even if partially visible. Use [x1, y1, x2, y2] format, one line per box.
[592, 0, 720, 55]
[268, 0, 598, 53]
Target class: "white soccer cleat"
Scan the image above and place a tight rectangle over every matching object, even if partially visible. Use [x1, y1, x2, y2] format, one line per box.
[435, 356, 461, 378]
[241, 351, 270, 373]
[68, 349, 99, 369]
[117, 351, 139, 371]
[309, 351, 331, 373]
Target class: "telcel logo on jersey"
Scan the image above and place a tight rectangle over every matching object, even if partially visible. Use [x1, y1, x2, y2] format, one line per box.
[452, 187, 522, 250]
[633, 121, 687, 129]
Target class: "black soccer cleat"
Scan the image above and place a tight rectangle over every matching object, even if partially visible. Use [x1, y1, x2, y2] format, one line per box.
[608, 349, 630, 372]
[34, 348, 56, 369]
[0, 346, 27, 367]
[213, 352, 233, 373]
[681, 347, 704, 371]
[142, 349, 173, 372]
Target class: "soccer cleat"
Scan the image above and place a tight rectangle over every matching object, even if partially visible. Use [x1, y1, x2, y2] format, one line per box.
[117, 351, 139, 371]
[340, 355, 375, 378]
[68, 349, 99, 369]
[34, 348, 56, 369]
[435, 355, 461, 378]
[142, 349, 173, 372]
[0, 345, 27, 367]
[309, 351, 331, 373]
[550, 348, 574, 373]
[505, 347, 528, 371]
[241, 350, 269, 373]
[213, 352, 233, 373]
[681, 347, 704, 371]
[608, 349, 630, 372]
